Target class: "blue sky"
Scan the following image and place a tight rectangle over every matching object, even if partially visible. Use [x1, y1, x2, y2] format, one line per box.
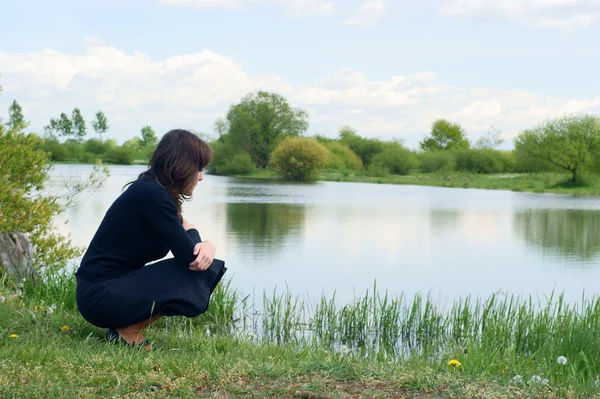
[1, 0, 599, 148]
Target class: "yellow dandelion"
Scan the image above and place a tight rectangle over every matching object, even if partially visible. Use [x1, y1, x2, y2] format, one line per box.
[448, 359, 462, 368]
[9, 334, 19, 338]
[60, 325, 69, 332]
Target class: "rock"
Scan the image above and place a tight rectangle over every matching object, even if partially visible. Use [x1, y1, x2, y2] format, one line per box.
[0, 232, 36, 283]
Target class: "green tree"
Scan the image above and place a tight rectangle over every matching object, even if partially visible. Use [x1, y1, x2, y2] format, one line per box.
[226, 91, 309, 168]
[0, 88, 108, 275]
[338, 126, 384, 166]
[140, 125, 158, 148]
[58, 112, 73, 138]
[71, 107, 86, 140]
[270, 137, 328, 181]
[370, 142, 419, 175]
[6, 100, 27, 131]
[420, 119, 470, 152]
[475, 127, 504, 149]
[214, 118, 228, 141]
[44, 118, 60, 139]
[514, 114, 600, 183]
[91, 111, 109, 141]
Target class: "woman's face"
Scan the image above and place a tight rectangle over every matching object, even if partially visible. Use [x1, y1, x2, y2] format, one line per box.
[183, 171, 203, 196]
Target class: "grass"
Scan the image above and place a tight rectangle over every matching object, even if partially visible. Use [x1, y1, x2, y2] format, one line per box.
[238, 169, 600, 196]
[2, 273, 600, 397]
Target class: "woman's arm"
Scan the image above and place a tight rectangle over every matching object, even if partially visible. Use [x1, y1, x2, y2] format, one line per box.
[141, 187, 202, 267]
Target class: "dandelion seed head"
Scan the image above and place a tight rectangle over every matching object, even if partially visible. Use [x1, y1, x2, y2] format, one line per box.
[557, 356, 567, 365]
[0, 296, 5, 303]
[512, 375, 522, 383]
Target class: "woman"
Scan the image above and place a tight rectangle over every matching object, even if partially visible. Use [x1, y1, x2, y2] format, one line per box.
[75, 129, 227, 349]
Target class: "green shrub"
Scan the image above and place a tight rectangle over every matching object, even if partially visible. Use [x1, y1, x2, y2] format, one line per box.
[418, 151, 456, 173]
[365, 162, 389, 177]
[270, 137, 329, 181]
[323, 142, 363, 171]
[339, 127, 384, 166]
[42, 139, 69, 162]
[105, 146, 135, 165]
[454, 149, 505, 174]
[370, 142, 419, 175]
[62, 139, 84, 161]
[216, 152, 256, 175]
[497, 151, 516, 173]
[84, 139, 110, 155]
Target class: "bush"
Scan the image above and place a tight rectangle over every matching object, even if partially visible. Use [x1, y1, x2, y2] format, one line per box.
[370, 142, 419, 175]
[105, 146, 135, 165]
[0, 127, 81, 274]
[208, 138, 255, 176]
[497, 151, 516, 173]
[323, 142, 363, 171]
[418, 151, 456, 173]
[365, 162, 389, 177]
[42, 139, 69, 162]
[62, 139, 84, 161]
[216, 152, 256, 175]
[339, 127, 384, 166]
[84, 139, 110, 155]
[454, 149, 506, 174]
[270, 137, 329, 181]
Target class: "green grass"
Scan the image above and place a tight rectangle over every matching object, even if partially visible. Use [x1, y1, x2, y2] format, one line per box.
[2, 274, 600, 397]
[236, 169, 600, 196]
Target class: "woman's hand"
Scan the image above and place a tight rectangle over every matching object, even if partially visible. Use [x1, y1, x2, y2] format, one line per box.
[189, 240, 216, 271]
[182, 218, 195, 231]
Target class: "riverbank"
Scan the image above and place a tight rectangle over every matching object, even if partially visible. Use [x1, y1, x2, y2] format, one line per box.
[237, 170, 600, 196]
[2, 275, 600, 398]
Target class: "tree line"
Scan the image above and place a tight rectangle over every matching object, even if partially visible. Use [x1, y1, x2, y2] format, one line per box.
[207, 91, 600, 184]
[4, 90, 600, 183]
[3, 100, 159, 165]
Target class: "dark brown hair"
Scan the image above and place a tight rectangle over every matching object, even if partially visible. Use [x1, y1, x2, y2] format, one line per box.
[125, 129, 212, 221]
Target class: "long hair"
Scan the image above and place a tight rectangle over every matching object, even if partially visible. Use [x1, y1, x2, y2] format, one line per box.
[124, 129, 212, 221]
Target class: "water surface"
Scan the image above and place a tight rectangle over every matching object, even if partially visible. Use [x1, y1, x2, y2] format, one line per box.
[49, 164, 600, 305]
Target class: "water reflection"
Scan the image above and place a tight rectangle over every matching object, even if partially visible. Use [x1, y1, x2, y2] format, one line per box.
[226, 202, 306, 254]
[514, 209, 600, 262]
[429, 209, 461, 234]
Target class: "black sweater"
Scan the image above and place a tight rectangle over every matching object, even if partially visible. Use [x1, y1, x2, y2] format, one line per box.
[76, 177, 202, 282]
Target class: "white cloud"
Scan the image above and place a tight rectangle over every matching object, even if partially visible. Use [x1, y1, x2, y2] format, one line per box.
[441, 0, 600, 29]
[1, 40, 599, 147]
[158, 0, 337, 16]
[343, 0, 388, 26]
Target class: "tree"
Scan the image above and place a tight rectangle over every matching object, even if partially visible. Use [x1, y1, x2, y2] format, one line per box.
[476, 127, 504, 149]
[71, 107, 86, 140]
[44, 118, 60, 139]
[420, 119, 470, 152]
[0, 86, 109, 275]
[214, 118, 228, 142]
[338, 126, 384, 166]
[226, 91, 309, 169]
[91, 111, 109, 141]
[58, 112, 73, 137]
[514, 114, 600, 183]
[7, 100, 27, 131]
[140, 125, 158, 148]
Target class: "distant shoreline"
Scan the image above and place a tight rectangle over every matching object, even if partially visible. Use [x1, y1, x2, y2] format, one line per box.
[50, 162, 600, 197]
